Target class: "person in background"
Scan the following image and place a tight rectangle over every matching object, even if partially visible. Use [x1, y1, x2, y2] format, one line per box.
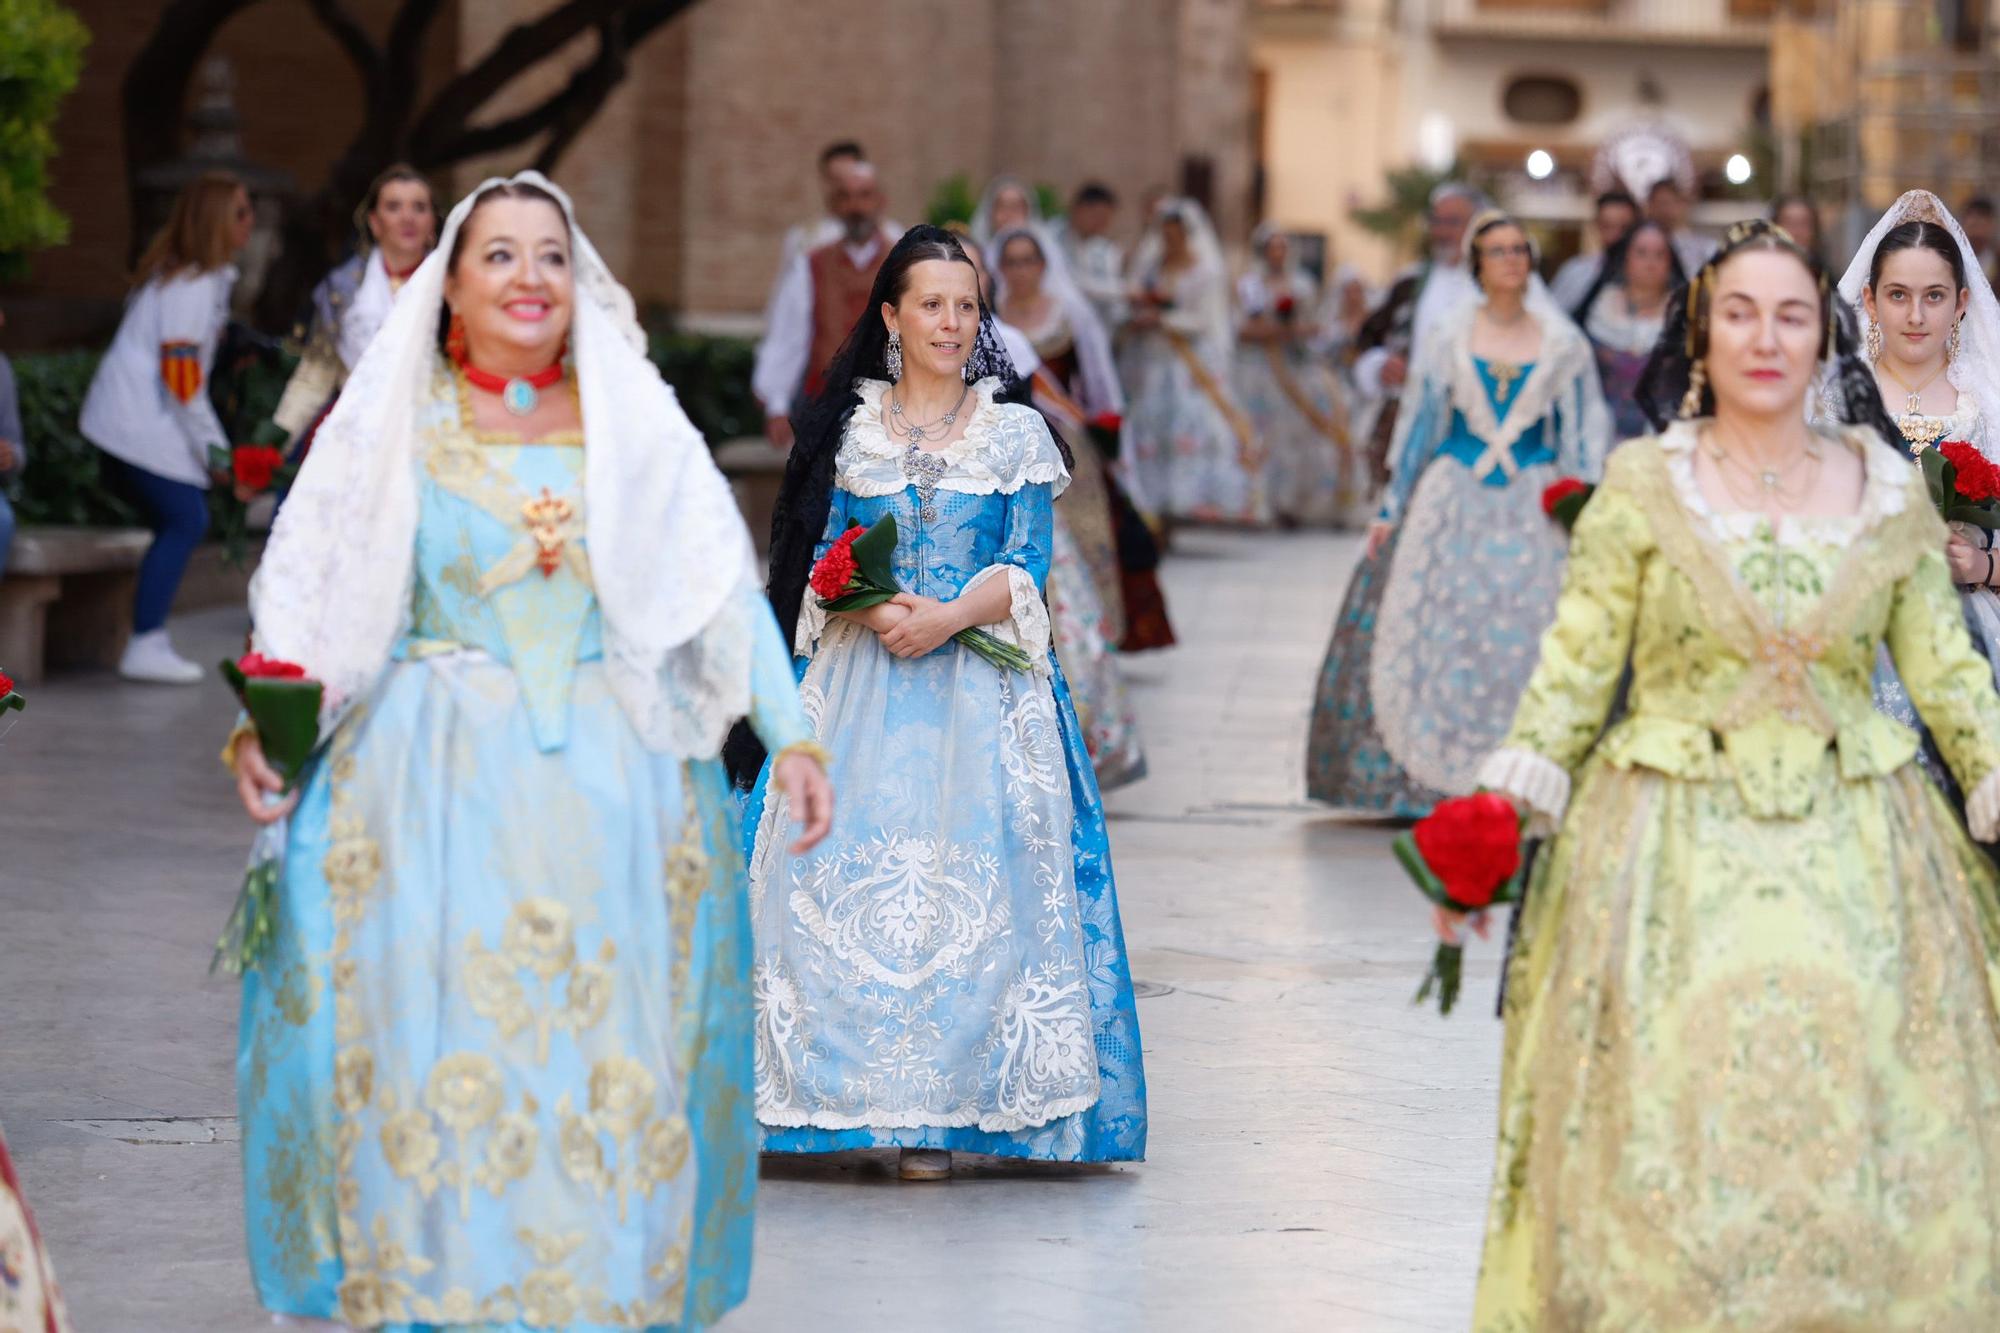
[79, 169, 253, 684]
[1646, 176, 1718, 275]
[752, 159, 900, 451]
[1351, 182, 1484, 487]
[1770, 193, 1824, 260]
[1054, 180, 1128, 331]
[0, 307, 20, 580]
[1963, 195, 2000, 285]
[1549, 189, 1638, 311]
[271, 164, 437, 456]
[1572, 219, 1685, 440]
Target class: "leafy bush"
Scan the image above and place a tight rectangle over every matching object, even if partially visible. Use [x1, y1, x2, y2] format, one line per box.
[646, 324, 760, 445]
[2, 348, 138, 526]
[0, 0, 89, 279]
[928, 174, 978, 228]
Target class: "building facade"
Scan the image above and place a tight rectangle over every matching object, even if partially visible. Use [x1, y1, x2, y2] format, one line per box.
[7, 0, 1252, 342]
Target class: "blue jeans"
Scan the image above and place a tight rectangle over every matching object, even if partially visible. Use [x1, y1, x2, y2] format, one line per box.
[0, 492, 14, 581]
[105, 458, 208, 633]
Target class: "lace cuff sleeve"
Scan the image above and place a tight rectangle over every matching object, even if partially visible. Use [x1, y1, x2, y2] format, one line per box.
[1475, 747, 1571, 834]
[793, 596, 830, 659]
[962, 564, 1052, 675]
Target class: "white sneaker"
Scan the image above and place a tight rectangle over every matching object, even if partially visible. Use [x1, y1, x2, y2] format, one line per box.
[119, 628, 204, 684]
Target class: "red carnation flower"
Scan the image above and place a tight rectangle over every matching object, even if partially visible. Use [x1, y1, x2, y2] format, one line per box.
[1088, 411, 1123, 434]
[0, 670, 14, 699]
[231, 444, 285, 493]
[1275, 295, 1297, 318]
[808, 524, 866, 600]
[236, 653, 307, 680]
[1410, 793, 1522, 909]
[1541, 477, 1590, 518]
[1943, 441, 2000, 503]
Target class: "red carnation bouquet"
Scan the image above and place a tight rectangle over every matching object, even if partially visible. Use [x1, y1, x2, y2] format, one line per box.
[1540, 477, 1594, 532]
[208, 422, 299, 568]
[0, 669, 21, 716]
[1274, 294, 1298, 322]
[214, 650, 325, 976]
[809, 515, 1034, 673]
[1919, 441, 2000, 529]
[1395, 793, 1529, 1015]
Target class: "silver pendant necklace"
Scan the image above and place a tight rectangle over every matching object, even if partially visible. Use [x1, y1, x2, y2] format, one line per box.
[889, 384, 970, 444]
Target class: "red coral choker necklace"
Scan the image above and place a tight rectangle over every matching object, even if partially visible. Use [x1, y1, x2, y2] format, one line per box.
[384, 258, 422, 281]
[459, 360, 564, 416]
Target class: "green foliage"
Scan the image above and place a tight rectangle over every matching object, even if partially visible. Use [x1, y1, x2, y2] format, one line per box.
[1034, 182, 1063, 224]
[644, 319, 760, 444]
[1350, 162, 1469, 249]
[927, 173, 977, 229]
[2, 349, 137, 527]
[0, 0, 89, 278]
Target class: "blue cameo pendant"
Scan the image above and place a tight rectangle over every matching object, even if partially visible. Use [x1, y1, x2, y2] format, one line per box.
[501, 378, 540, 417]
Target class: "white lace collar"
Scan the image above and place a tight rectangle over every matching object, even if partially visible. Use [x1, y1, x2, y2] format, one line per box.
[1658, 417, 1908, 544]
[837, 377, 1071, 499]
[1443, 312, 1589, 455]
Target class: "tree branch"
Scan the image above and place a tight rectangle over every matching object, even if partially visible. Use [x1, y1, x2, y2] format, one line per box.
[121, 0, 268, 201]
[405, 0, 634, 163]
[302, 0, 382, 89]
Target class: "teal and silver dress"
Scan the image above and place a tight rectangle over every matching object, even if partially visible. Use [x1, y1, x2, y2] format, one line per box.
[237, 376, 816, 1331]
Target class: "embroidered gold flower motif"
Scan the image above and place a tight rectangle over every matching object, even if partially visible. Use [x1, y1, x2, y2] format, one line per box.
[433, 1287, 477, 1322]
[464, 943, 531, 1040]
[337, 1272, 393, 1326]
[518, 1268, 581, 1326]
[323, 830, 383, 923]
[504, 897, 576, 981]
[565, 959, 613, 1032]
[639, 1114, 690, 1184]
[380, 1109, 441, 1181]
[556, 1099, 610, 1193]
[477, 1111, 539, 1196]
[424, 1052, 503, 1133]
[333, 1047, 375, 1114]
[336, 1178, 359, 1215]
[589, 1055, 657, 1138]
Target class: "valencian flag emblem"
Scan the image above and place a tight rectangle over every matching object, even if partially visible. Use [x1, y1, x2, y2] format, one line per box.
[160, 341, 203, 404]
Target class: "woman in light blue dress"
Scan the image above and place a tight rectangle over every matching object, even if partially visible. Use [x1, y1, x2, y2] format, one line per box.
[729, 226, 1147, 1181]
[225, 173, 832, 1331]
[1306, 212, 1611, 813]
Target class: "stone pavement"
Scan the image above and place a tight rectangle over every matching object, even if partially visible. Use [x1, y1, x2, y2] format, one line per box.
[0, 526, 1504, 1332]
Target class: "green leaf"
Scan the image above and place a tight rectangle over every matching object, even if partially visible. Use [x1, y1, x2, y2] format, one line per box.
[242, 678, 323, 785]
[1550, 486, 1594, 532]
[821, 589, 894, 613]
[218, 657, 249, 702]
[1921, 446, 1950, 510]
[0, 691, 23, 713]
[1392, 831, 1453, 908]
[849, 515, 901, 591]
[1944, 504, 2000, 530]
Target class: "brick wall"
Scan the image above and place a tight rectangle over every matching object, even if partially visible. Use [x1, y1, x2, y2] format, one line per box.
[8, 0, 1249, 335]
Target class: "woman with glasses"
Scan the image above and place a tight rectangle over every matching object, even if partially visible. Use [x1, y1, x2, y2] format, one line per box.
[1307, 211, 1610, 814]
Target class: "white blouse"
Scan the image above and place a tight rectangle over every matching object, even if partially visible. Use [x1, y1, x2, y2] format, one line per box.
[81, 266, 236, 488]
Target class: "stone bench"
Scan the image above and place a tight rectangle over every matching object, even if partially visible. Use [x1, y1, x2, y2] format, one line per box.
[714, 435, 788, 554]
[0, 526, 152, 686]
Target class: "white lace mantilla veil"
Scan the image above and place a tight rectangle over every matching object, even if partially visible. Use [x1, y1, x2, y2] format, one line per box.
[250, 169, 757, 755]
[1128, 196, 1237, 362]
[1837, 189, 2000, 450]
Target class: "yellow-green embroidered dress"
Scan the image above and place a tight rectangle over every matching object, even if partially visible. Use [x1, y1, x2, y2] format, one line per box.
[1473, 421, 2000, 1329]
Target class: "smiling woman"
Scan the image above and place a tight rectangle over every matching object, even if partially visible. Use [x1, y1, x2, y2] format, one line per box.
[225, 171, 831, 1332]
[731, 224, 1148, 1182]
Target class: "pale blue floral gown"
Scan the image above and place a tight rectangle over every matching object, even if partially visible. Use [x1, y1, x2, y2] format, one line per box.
[238, 374, 814, 1330]
[745, 378, 1148, 1161]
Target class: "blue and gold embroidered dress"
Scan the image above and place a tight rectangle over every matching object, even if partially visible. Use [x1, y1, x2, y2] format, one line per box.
[238, 373, 815, 1331]
[744, 379, 1147, 1161]
[1307, 306, 1609, 814]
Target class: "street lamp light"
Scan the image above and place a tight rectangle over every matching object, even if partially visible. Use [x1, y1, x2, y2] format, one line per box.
[1725, 154, 1754, 186]
[1526, 149, 1555, 181]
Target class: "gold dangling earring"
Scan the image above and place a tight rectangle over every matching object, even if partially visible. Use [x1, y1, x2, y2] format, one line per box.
[1949, 319, 1963, 365]
[1865, 319, 1882, 364]
[1679, 358, 1707, 419]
